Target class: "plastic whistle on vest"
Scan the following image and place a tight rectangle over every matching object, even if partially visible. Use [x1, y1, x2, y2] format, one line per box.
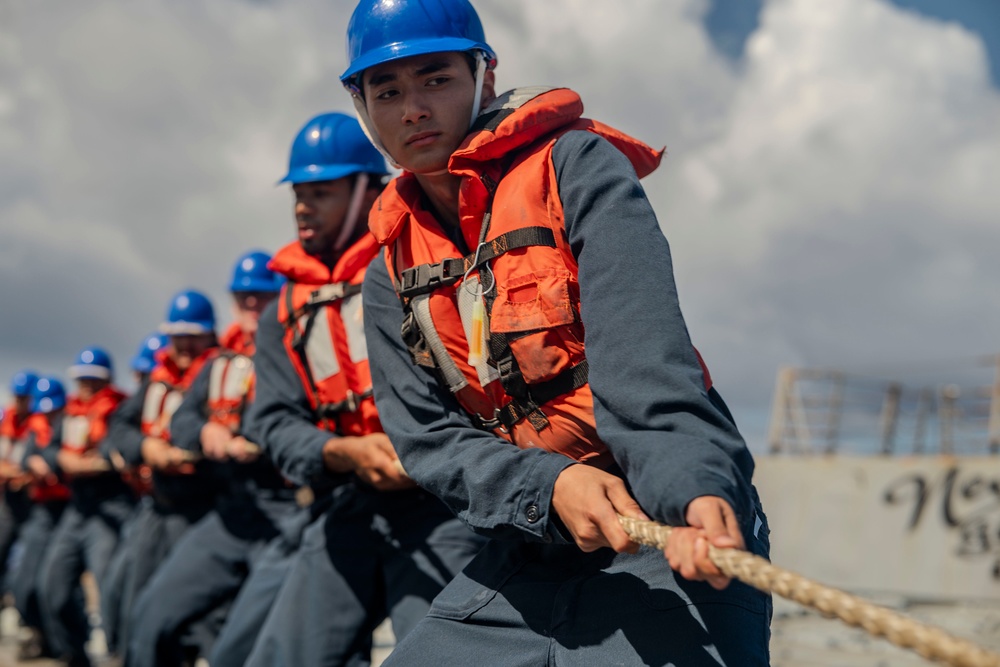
[466, 291, 487, 367]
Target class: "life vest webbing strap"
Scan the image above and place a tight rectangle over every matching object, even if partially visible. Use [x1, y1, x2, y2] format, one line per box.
[472, 360, 590, 433]
[396, 227, 556, 299]
[283, 281, 326, 419]
[288, 282, 362, 321]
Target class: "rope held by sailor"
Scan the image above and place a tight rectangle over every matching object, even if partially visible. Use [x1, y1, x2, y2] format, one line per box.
[617, 514, 1000, 667]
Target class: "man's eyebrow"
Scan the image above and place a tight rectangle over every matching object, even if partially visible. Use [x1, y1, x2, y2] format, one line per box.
[414, 60, 453, 76]
[367, 60, 454, 88]
[367, 71, 397, 87]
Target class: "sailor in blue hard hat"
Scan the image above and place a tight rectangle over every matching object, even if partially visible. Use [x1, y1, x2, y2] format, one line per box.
[1, 370, 38, 458]
[126, 250, 290, 667]
[338, 1, 773, 666]
[13, 375, 70, 661]
[278, 112, 390, 267]
[0, 370, 40, 629]
[228, 99, 485, 665]
[130, 333, 169, 384]
[159, 289, 218, 374]
[36, 348, 131, 666]
[102, 289, 224, 660]
[226, 249, 284, 345]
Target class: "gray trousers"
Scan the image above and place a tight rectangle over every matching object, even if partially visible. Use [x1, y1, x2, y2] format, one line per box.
[384, 534, 773, 667]
[245, 487, 485, 667]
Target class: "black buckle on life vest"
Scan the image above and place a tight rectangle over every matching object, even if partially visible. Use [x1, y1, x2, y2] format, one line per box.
[398, 260, 463, 299]
[471, 408, 508, 434]
[397, 227, 559, 301]
[474, 361, 590, 435]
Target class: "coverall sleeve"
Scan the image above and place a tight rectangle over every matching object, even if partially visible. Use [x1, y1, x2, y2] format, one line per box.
[552, 131, 758, 530]
[244, 300, 339, 488]
[21, 431, 41, 467]
[364, 255, 576, 543]
[36, 419, 63, 472]
[106, 380, 148, 467]
[170, 360, 212, 453]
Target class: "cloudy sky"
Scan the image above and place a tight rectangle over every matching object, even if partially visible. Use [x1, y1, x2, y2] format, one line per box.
[2, 0, 999, 448]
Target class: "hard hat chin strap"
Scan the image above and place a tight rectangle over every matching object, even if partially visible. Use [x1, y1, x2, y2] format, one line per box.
[470, 51, 487, 129]
[351, 95, 402, 170]
[335, 173, 370, 252]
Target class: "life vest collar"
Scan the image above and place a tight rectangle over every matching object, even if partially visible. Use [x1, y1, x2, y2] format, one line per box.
[66, 385, 127, 413]
[450, 87, 583, 171]
[269, 236, 383, 287]
[150, 348, 216, 389]
[219, 322, 255, 357]
[368, 87, 664, 246]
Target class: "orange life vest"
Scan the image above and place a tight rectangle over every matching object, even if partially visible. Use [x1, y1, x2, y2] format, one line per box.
[370, 87, 711, 465]
[269, 238, 382, 436]
[1, 406, 31, 463]
[61, 386, 128, 456]
[141, 348, 214, 440]
[206, 324, 256, 432]
[23, 413, 71, 503]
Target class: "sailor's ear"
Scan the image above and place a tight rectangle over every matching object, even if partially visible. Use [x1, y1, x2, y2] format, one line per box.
[481, 70, 496, 108]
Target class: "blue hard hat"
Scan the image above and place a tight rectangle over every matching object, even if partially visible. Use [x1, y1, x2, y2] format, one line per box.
[341, 0, 496, 88]
[160, 290, 216, 336]
[10, 370, 39, 398]
[31, 376, 66, 414]
[229, 250, 284, 293]
[279, 113, 388, 185]
[68, 346, 113, 381]
[130, 333, 168, 374]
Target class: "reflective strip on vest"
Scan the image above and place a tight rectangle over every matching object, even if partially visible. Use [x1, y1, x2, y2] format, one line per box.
[208, 354, 254, 404]
[340, 293, 369, 363]
[456, 275, 500, 389]
[141, 382, 184, 437]
[62, 415, 91, 451]
[410, 294, 468, 394]
[302, 307, 341, 384]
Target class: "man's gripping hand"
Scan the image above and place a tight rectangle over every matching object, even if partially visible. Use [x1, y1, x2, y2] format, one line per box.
[200, 422, 234, 461]
[141, 437, 197, 474]
[665, 495, 744, 590]
[552, 464, 648, 553]
[322, 433, 416, 492]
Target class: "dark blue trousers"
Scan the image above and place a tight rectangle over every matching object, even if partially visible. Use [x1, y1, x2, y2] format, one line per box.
[126, 499, 296, 667]
[37, 497, 133, 663]
[0, 489, 31, 593]
[244, 487, 485, 667]
[12, 501, 66, 638]
[384, 538, 773, 667]
[107, 498, 211, 662]
[100, 501, 144, 655]
[208, 505, 313, 667]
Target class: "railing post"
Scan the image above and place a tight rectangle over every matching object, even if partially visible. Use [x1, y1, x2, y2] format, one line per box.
[878, 382, 902, 455]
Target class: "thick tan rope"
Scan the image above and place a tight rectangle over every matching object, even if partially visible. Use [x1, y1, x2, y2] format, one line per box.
[618, 514, 1000, 667]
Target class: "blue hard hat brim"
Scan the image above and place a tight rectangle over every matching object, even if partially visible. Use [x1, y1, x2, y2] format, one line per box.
[341, 37, 494, 83]
[131, 357, 156, 374]
[160, 321, 215, 336]
[36, 397, 65, 413]
[278, 162, 387, 186]
[68, 364, 112, 381]
[230, 277, 284, 293]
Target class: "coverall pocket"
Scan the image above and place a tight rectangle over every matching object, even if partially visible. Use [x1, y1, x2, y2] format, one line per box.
[425, 542, 527, 621]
